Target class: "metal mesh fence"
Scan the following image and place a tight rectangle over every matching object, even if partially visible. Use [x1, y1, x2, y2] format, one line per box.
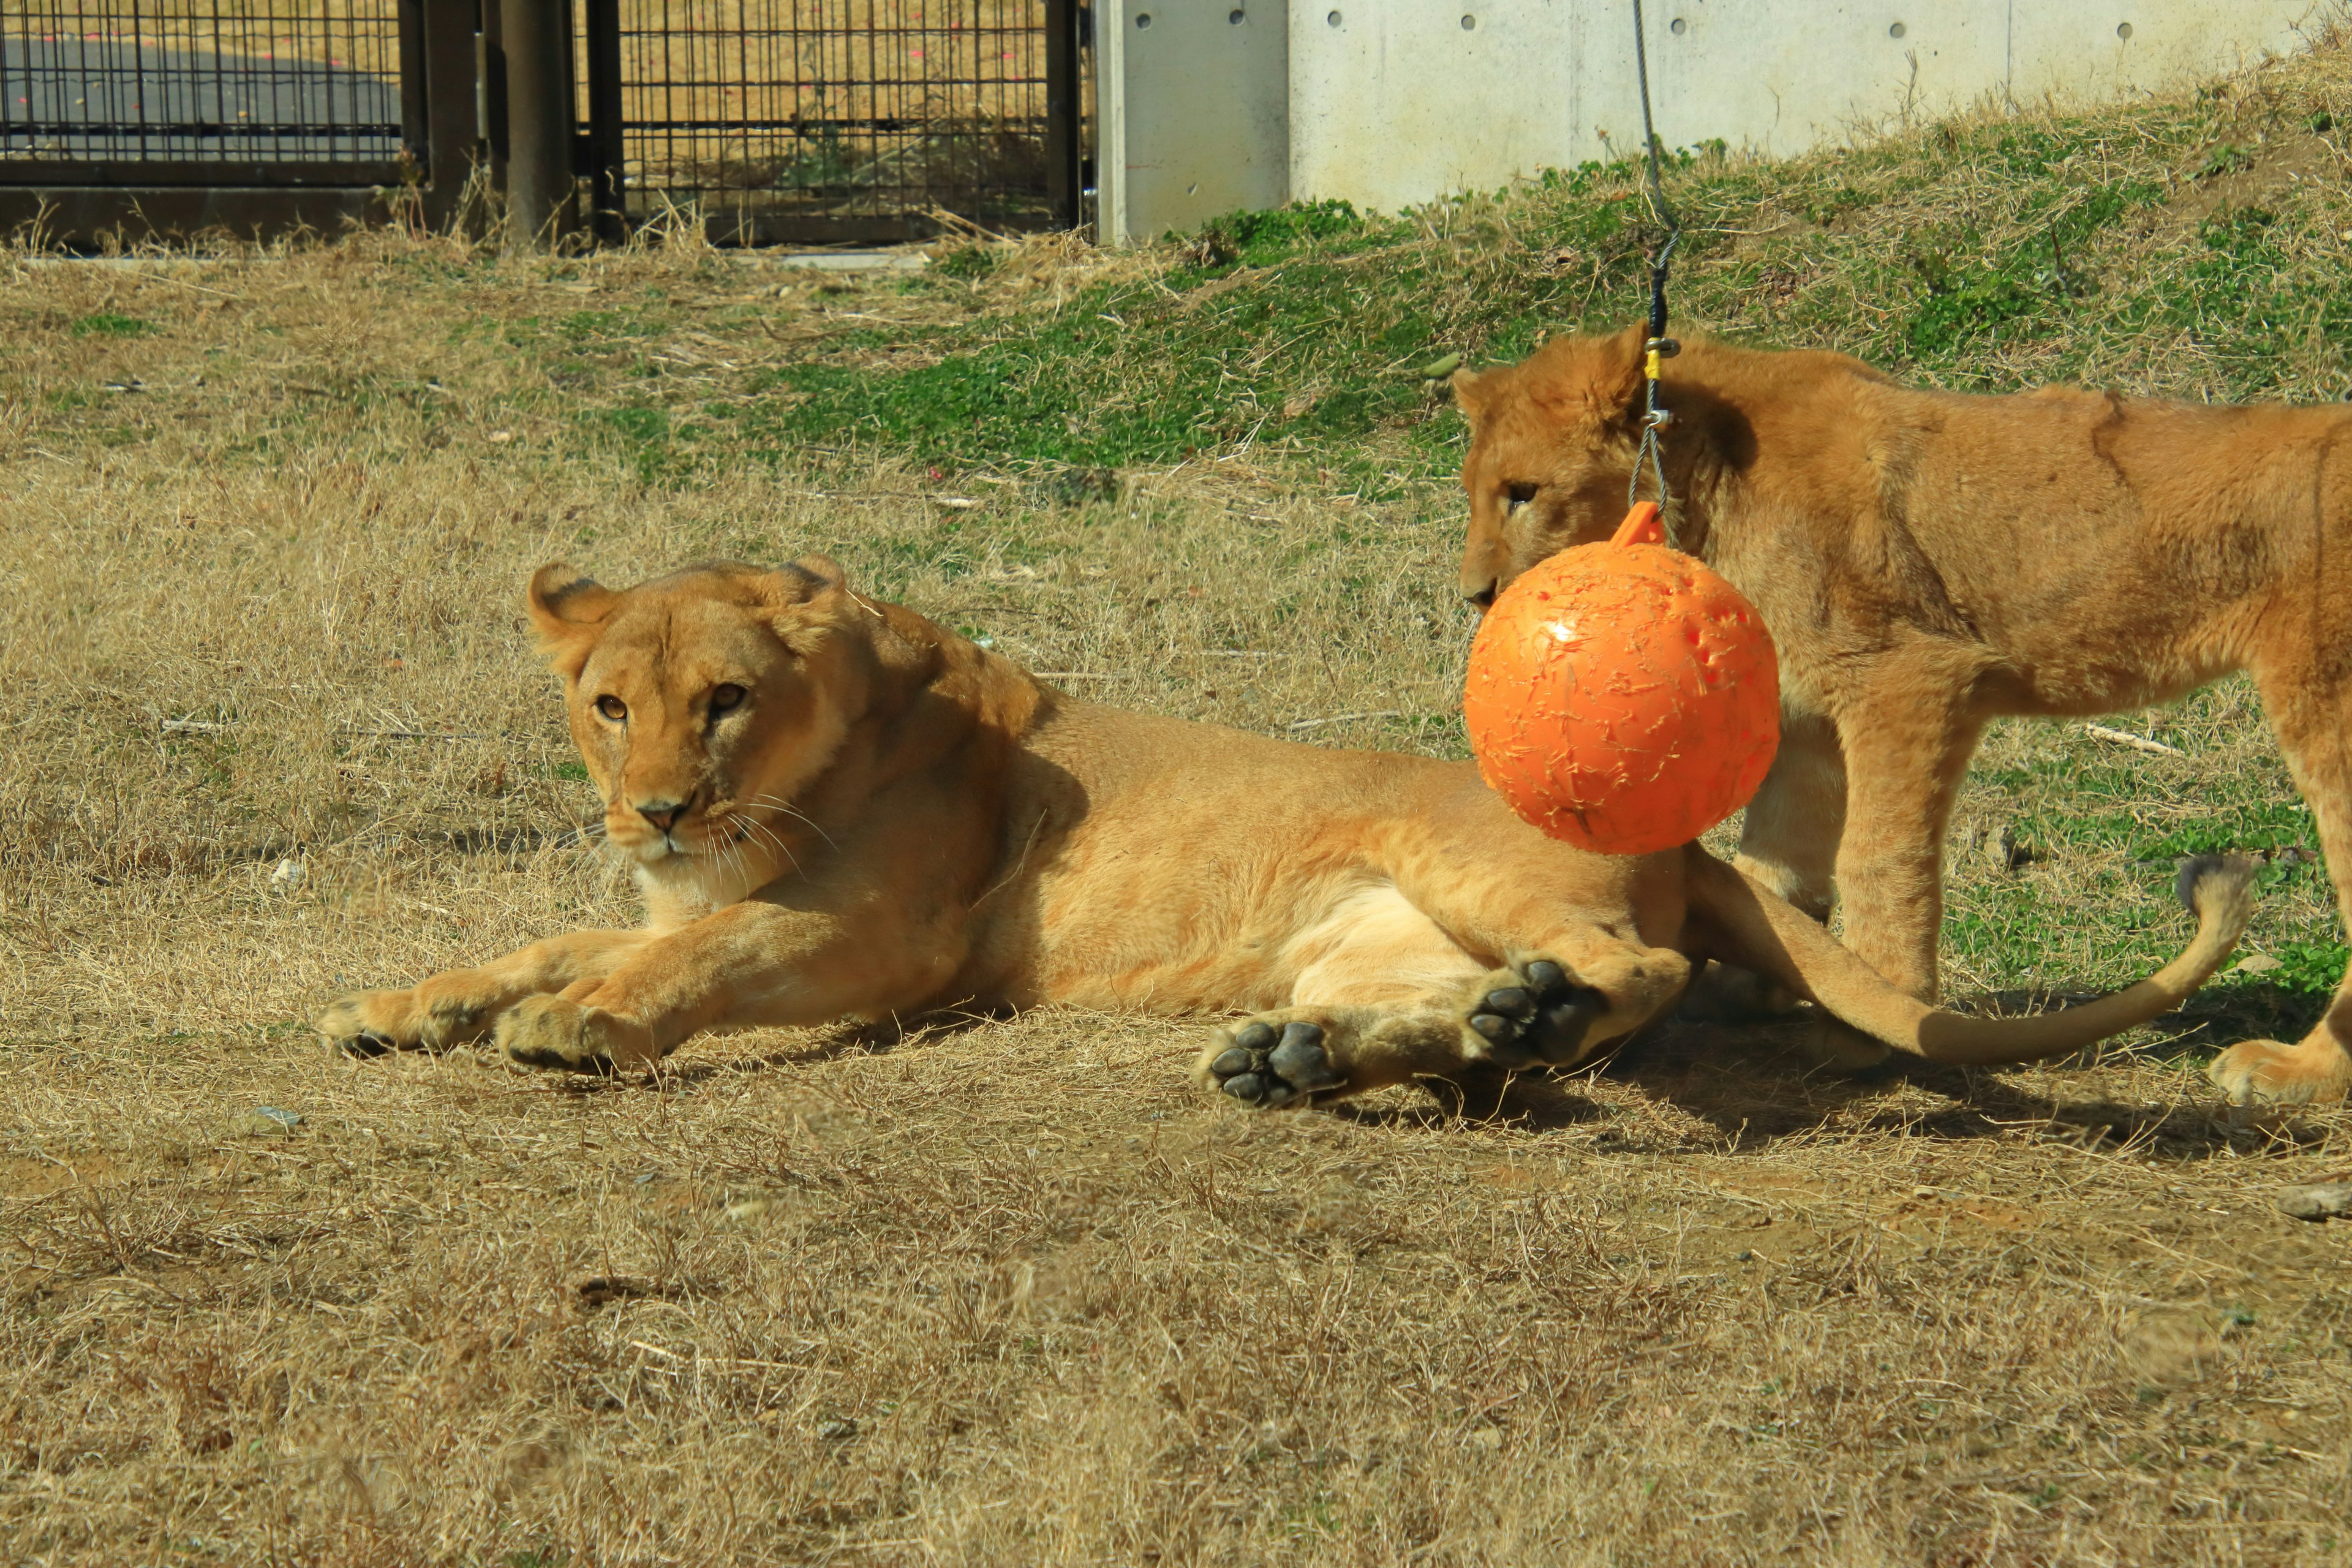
[0, 1, 404, 163]
[589, 1, 1056, 237]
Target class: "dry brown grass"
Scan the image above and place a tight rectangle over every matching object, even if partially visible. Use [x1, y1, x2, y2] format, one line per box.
[4, 221, 2352, 1566]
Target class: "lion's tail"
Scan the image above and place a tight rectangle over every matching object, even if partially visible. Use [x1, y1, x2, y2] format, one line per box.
[1697, 851, 2258, 1065]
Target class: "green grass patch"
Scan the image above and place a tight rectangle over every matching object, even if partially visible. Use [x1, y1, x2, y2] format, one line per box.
[2263, 940, 2352, 997]
[931, 245, 998, 282]
[70, 311, 159, 338]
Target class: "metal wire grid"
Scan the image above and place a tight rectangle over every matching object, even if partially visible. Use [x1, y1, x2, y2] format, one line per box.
[598, 1, 1054, 227]
[0, 1, 404, 162]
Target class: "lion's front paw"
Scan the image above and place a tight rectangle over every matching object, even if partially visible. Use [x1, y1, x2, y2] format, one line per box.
[496, 995, 658, 1074]
[2209, 1036, 2352, 1107]
[318, 988, 488, 1058]
[1200, 1016, 1349, 1109]
[1462, 957, 1608, 1068]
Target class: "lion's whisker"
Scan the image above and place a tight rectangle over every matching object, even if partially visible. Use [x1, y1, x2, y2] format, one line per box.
[736, 813, 804, 879]
[745, 793, 839, 851]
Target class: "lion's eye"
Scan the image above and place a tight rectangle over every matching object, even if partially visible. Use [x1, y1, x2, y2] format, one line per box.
[709, 683, 747, 715]
[595, 695, 628, 723]
[1505, 483, 1539, 513]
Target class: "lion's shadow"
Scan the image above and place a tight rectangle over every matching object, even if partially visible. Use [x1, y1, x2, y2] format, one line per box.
[640, 1007, 1010, 1087]
[1341, 986, 2332, 1160]
[628, 989, 2327, 1161]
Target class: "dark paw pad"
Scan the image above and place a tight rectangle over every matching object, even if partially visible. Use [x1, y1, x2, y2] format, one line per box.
[503, 1045, 618, 1076]
[1467, 959, 1607, 1067]
[1208, 1019, 1346, 1108]
[336, 1028, 399, 1060]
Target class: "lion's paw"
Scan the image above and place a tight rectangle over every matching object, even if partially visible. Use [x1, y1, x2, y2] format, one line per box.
[2208, 1036, 2352, 1107]
[1200, 1016, 1349, 1109]
[496, 995, 658, 1074]
[1676, 961, 1806, 1023]
[317, 988, 488, 1058]
[1776, 1016, 1896, 1076]
[1462, 957, 1607, 1069]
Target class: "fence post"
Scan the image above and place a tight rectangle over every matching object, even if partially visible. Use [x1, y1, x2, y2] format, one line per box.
[396, 0, 431, 165]
[481, 0, 510, 198]
[502, 0, 575, 249]
[419, 0, 481, 232]
[582, 0, 626, 243]
[1045, 0, 1084, 232]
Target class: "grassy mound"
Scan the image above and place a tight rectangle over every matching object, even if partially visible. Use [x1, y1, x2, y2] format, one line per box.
[736, 48, 2352, 480]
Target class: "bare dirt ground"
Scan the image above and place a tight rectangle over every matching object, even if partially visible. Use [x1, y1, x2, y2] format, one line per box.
[4, 204, 2352, 1562]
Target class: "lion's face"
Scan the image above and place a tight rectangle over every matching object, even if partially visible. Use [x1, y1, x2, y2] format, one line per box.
[1452, 325, 1647, 608]
[526, 559, 861, 873]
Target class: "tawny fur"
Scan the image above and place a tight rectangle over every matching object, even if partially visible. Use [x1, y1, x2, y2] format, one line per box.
[1452, 323, 2352, 1106]
[317, 560, 2255, 1106]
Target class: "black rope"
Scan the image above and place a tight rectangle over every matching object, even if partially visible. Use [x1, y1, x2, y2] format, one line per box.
[1627, 0, 1683, 523]
[1630, 0, 1681, 339]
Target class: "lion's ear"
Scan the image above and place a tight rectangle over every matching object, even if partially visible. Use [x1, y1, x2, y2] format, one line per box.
[754, 555, 849, 611]
[1587, 321, 1651, 418]
[1524, 323, 1649, 425]
[526, 564, 617, 668]
[755, 558, 852, 655]
[1450, 366, 1490, 426]
[786, 554, 848, 594]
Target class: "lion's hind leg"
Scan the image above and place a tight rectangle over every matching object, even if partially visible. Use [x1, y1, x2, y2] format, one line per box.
[1194, 876, 1623, 1107]
[1200, 1006, 1455, 1107]
[1197, 958, 1619, 1108]
[1195, 859, 1706, 1109]
[1192, 882, 1472, 1107]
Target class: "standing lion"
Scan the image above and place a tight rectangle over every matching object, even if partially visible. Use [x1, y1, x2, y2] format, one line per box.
[1453, 323, 2350, 1105]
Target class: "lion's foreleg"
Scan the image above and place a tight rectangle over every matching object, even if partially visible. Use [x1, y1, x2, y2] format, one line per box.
[1827, 688, 1985, 1005]
[2212, 646, 2352, 1104]
[1697, 709, 1851, 1021]
[1732, 709, 1845, 922]
[318, 928, 655, 1056]
[495, 900, 970, 1072]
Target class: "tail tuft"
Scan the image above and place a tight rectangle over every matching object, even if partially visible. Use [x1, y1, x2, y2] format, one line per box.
[2175, 852, 2260, 921]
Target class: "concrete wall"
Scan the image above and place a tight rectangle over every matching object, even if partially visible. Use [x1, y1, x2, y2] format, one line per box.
[1098, 0, 1290, 243]
[1099, 0, 2339, 242]
[1289, 4, 1576, 220]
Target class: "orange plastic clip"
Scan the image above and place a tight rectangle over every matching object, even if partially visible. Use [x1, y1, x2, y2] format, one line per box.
[1610, 500, 1667, 548]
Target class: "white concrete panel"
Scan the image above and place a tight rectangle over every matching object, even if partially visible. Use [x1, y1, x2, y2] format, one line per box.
[2010, 2, 2325, 105]
[1281, 1, 2022, 212]
[1604, 1, 2012, 161]
[1098, 0, 2340, 239]
[1099, 0, 1290, 244]
[1288, 1, 1575, 211]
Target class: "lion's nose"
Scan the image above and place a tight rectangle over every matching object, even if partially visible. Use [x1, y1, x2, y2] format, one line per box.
[635, 799, 687, 832]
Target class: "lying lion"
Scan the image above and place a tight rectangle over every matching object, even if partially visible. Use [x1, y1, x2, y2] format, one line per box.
[1452, 323, 2348, 1104]
[318, 559, 2254, 1103]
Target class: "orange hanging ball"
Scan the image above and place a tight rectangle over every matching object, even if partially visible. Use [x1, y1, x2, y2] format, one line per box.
[1464, 502, 1780, 856]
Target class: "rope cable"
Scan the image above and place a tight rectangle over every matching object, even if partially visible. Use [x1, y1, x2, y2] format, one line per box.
[1627, 0, 1683, 522]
